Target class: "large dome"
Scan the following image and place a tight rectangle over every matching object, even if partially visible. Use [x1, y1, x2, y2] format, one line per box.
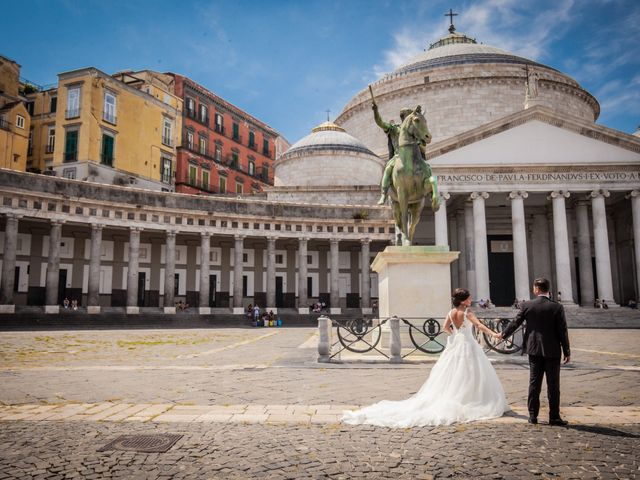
[274, 121, 383, 187]
[336, 28, 600, 159]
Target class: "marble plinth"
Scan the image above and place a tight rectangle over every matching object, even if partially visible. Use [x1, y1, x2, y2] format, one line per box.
[372, 246, 459, 320]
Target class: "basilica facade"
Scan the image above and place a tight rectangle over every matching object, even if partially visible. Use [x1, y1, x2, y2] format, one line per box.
[0, 26, 639, 314]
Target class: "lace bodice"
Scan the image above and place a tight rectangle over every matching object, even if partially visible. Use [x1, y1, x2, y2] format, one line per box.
[448, 308, 470, 333]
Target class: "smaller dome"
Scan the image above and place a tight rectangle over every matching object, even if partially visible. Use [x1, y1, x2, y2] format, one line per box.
[284, 121, 375, 157]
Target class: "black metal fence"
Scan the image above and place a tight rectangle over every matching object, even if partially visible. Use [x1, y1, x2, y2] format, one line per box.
[331, 316, 523, 360]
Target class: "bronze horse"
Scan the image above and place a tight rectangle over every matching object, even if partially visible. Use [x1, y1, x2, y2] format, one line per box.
[387, 107, 440, 246]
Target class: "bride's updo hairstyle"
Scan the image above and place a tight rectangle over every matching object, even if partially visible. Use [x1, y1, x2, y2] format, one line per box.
[452, 288, 471, 307]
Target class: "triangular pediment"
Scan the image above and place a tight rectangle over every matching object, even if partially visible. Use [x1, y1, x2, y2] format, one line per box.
[427, 106, 640, 167]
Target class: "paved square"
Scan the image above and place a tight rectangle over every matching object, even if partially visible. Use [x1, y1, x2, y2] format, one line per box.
[0, 326, 638, 478]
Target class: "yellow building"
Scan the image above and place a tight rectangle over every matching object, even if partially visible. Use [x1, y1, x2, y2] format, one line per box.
[51, 67, 182, 190]
[24, 87, 57, 172]
[0, 54, 29, 172]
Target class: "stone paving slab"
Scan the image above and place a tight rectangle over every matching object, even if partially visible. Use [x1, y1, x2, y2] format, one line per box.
[0, 402, 638, 425]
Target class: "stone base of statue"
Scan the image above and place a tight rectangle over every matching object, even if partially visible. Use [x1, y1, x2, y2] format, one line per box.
[372, 246, 459, 319]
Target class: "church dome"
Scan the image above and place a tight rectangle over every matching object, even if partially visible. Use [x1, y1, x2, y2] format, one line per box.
[274, 121, 383, 187]
[336, 26, 600, 159]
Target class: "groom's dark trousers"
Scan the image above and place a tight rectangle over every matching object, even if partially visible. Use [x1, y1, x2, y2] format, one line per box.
[502, 295, 570, 420]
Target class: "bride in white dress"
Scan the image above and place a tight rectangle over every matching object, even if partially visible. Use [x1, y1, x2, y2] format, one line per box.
[342, 288, 509, 427]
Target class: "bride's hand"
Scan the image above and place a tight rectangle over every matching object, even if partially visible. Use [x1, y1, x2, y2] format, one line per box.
[492, 331, 501, 339]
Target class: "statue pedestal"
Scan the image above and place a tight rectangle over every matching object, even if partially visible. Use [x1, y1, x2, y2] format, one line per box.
[372, 246, 459, 319]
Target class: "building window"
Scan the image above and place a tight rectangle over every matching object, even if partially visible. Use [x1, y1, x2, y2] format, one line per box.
[215, 113, 224, 134]
[236, 183, 243, 194]
[49, 96, 57, 113]
[249, 131, 255, 148]
[199, 136, 207, 155]
[162, 118, 173, 146]
[263, 138, 270, 156]
[26, 102, 34, 116]
[202, 170, 209, 189]
[199, 104, 208, 124]
[219, 176, 226, 193]
[16, 115, 25, 129]
[248, 159, 255, 176]
[261, 164, 269, 182]
[101, 133, 114, 166]
[214, 143, 222, 162]
[187, 131, 194, 150]
[174, 273, 180, 296]
[230, 152, 239, 168]
[186, 97, 196, 118]
[275, 254, 283, 264]
[28, 129, 33, 156]
[189, 165, 197, 186]
[103, 91, 116, 124]
[46, 126, 55, 154]
[64, 129, 78, 162]
[161, 156, 172, 183]
[66, 86, 81, 119]
[232, 122, 240, 141]
[62, 167, 76, 179]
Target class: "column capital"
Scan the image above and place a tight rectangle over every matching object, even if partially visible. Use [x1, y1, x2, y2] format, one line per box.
[90, 223, 104, 231]
[330, 238, 340, 246]
[129, 226, 141, 233]
[200, 231, 211, 238]
[267, 236, 278, 243]
[590, 189, 610, 199]
[5, 213, 22, 221]
[508, 190, 528, 200]
[470, 191, 489, 200]
[438, 191, 451, 201]
[360, 238, 371, 245]
[625, 190, 640, 199]
[234, 234, 245, 241]
[548, 190, 570, 200]
[166, 230, 177, 238]
[298, 237, 309, 244]
[50, 219, 65, 227]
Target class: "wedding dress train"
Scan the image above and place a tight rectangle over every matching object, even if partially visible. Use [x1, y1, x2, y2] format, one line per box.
[342, 309, 509, 427]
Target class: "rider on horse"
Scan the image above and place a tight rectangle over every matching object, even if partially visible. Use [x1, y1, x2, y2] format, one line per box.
[373, 103, 433, 205]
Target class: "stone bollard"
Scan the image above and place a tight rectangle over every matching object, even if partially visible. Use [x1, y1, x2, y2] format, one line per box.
[389, 316, 403, 363]
[317, 315, 332, 363]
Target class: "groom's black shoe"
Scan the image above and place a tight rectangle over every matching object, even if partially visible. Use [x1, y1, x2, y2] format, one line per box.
[528, 415, 538, 424]
[549, 418, 568, 426]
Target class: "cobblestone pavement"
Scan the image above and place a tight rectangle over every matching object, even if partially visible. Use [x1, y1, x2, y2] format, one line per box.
[0, 327, 638, 478]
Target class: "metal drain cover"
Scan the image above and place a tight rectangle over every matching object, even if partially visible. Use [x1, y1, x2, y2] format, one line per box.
[98, 434, 183, 453]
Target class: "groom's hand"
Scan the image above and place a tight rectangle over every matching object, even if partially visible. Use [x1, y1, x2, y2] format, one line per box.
[563, 355, 570, 364]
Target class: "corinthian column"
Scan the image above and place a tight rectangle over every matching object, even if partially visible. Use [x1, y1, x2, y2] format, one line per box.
[590, 190, 617, 306]
[509, 191, 530, 302]
[464, 202, 476, 296]
[298, 237, 308, 314]
[126, 227, 141, 314]
[471, 192, 490, 302]
[0, 214, 20, 311]
[549, 191, 574, 305]
[628, 190, 640, 299]
[575, 200, 594, 306]
[45, 220, 64, 313]
[455, 209, 466, 288]
[199, 232, 211, 314]
[266, 237, 277, 311]
[87, 224, 103, 314]
[361, 238, 371, 312]
[434, 192, 450, 246]
[232, 235, 244, 313]
[330, 239, 340, 314]
[163, 230, 176, 313]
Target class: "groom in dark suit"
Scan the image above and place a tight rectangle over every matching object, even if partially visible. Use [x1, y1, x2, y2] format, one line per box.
[501, 277, 571, 426]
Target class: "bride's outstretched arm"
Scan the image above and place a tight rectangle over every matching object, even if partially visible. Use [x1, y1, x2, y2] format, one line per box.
[466, 310, 500, 337]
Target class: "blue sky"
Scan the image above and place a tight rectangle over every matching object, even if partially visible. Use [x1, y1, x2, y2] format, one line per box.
[2, 0, 638, 143]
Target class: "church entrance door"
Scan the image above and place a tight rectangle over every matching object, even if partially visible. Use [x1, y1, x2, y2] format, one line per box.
[488, 235, 515, 306]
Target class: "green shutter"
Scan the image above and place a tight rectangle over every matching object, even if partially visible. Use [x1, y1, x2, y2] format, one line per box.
[65, 130, 78, 161]
[101, 134, 114, 165]
[233, 123, 239, 139]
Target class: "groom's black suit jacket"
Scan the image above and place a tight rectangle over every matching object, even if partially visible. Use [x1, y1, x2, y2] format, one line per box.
[502, 295, 570, 358]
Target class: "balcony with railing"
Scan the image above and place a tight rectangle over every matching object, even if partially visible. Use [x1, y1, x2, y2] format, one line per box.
[103, 111, 117, 124]
[65, 108, 80, 119]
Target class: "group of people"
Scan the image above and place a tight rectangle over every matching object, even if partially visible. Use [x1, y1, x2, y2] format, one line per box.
[343, 277, 571, 428]
[477, 298, 493, 309]
[62, 298, 79, 310]
[593, 299, 609, 309]
[311, 301, 326, 313]
[247, 304, 281, 327]
[176, 300, 189, 311]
